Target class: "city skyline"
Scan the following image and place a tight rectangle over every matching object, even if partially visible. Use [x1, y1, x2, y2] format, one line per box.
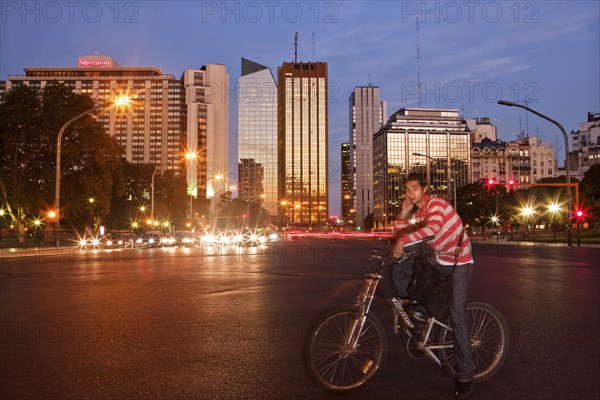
[1, 1, 598, 215]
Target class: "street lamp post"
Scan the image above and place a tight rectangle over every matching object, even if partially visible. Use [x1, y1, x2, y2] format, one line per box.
[54, 96, 131, 246]
[150, 165, 162, 222]
[189, 183, 198, 228]
[497, 100, 572, 246]
[54, 105, 102, 246]
[412, 152, 457, 210]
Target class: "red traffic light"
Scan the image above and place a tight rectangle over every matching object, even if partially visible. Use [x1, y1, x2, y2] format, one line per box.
[507, 178, 515, 192]
[576, 210, 583, 218]
[488, 178, 495, 185]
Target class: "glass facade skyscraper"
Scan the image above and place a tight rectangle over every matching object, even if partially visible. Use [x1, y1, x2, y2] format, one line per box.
[373, 108, 471, 228]
[237, 58, 278, 218]
[277, 62, 328, 227]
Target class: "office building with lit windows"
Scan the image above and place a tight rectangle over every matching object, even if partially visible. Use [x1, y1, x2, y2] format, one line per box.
[2, 55, 230, 212]
[349, 86, 386, 229]
[372, 108, 471, 228]
[277, 61, 328, 227]
[181, 64, 230, 208]
[237, 58, 278, 218]
[341, 142, 352, 222]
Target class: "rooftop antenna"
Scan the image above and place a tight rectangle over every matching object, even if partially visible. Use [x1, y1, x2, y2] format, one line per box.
[519, 115, 522, 137]
[312, 32, 315, 61]
[294, 32, 299, 62]
[524, 98, 530, 137]
[416, 15, 422, 108]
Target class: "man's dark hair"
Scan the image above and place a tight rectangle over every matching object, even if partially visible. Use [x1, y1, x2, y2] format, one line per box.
[404, 173, 427, 187]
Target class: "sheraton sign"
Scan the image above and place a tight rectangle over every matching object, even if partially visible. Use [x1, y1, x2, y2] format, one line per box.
[78, 56, 117, 67]
[79, 59, 111, 67]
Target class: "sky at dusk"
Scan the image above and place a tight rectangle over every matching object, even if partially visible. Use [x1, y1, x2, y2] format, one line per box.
[1, 0, 599, 214]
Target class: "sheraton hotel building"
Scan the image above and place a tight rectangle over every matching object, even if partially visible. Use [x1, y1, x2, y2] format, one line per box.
[0, 55, 230, 214]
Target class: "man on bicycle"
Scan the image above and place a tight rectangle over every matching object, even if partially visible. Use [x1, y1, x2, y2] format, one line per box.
[390, 173, 476, 399]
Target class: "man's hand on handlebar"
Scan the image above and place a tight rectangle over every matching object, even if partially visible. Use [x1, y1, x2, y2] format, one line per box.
[391, 240, 404, 258]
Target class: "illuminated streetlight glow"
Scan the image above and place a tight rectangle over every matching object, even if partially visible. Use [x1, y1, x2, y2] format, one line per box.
[548, 203, 561, 214]
[522, 206, 534, 217]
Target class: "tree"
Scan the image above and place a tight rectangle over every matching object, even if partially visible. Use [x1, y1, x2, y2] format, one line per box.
[0, 84, 125, 232]
[581, 164, 600, 222]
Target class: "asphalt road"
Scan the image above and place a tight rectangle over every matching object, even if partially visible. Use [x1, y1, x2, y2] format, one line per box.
[1, 238, 599, 400]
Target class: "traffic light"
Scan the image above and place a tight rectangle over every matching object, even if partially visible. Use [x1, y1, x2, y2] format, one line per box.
[485, 178, 495, 189]
[507, 178, 515, 192]
[576, 210, 584, 219]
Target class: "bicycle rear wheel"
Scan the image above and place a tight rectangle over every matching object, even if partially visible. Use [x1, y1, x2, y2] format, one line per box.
[439, 302, 509, 383]
[304, 309, 387, 393]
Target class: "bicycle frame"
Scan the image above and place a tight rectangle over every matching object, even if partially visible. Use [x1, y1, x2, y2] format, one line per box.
[348, 244, 456, 368]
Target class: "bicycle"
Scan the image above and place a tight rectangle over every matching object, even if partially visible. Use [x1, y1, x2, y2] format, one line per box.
[304, 236, 509, 393]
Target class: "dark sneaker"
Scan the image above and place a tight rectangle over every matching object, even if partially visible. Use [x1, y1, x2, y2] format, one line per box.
[455, 380, 473, 399]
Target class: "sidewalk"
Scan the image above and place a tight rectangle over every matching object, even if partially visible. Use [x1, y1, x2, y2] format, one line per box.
[469, 234, 600, 248]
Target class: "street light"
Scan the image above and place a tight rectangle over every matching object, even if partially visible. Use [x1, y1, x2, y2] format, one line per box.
[521, 205, 535, 238]
[189, 183, 198, 228]
[497, 99, 572, 246]
[53, 98, 130, 246]
[412, 152, 457, 210]
[548, 202, 561, 241]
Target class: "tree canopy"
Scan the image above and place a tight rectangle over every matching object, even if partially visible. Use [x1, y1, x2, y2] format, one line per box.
[0, 84, 125, 230]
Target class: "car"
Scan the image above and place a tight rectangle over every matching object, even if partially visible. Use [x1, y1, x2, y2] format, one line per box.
[238, 230, 268, 247]
[109, 233, 137, 248]
[137, 232, 163, 248]
[173, 231, 195, 247]
[159, 233, 175, 247]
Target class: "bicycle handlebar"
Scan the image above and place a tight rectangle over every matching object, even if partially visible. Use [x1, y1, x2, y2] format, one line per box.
[370, 235, 435, 263]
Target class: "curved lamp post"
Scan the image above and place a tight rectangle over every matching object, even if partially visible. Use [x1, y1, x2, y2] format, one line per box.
[54, 104, 102, 241]
[54, 97, 130, 246]
[497, 100, 572, 246]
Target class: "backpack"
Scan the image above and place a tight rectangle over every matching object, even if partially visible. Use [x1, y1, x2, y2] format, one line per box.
[408, 233, 464, 321]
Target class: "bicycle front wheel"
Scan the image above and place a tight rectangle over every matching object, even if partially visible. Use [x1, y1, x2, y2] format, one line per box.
[304, 309, 387, 393]
[439, 302, 509, 383]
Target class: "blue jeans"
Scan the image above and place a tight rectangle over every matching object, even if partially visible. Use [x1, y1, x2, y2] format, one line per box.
[437, 263, 476, 383]
[390, 259, 476, 382]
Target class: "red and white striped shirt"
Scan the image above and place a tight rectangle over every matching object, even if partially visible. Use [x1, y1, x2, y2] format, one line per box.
[394, 195, 473, 266]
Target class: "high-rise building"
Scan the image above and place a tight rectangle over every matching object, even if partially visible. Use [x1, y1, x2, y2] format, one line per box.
[237, 58, 278, 217]
[372, 108, 471, 228]
[2, 56, 230, 218]
[277, 61, 328, 227]
[349, 86, 386, 229]
[340, 142, 352, 222]
[238, 158, 264, 205]
[181, 64, 230, 207]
